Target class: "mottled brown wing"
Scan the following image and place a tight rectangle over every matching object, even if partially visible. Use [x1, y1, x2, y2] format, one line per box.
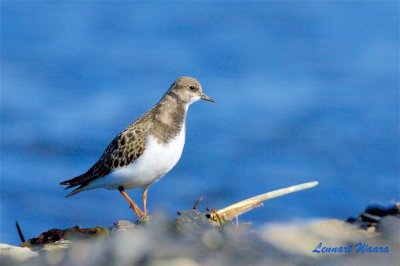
[60, 120, 148, 196]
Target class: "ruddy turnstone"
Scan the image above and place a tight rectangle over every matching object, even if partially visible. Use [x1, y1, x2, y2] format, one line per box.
[60, 77, 214, 219]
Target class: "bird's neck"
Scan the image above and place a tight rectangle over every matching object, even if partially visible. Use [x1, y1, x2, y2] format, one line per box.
[149, 94, 188, 143]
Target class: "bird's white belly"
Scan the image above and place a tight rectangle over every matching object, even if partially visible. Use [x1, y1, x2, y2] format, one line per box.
[88, 129, 185, 190]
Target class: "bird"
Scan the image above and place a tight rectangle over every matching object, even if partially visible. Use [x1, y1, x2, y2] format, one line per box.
[60, 77, 214, 220]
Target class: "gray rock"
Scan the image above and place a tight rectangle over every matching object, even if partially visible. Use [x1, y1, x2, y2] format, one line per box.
[0, 244, 39, 265]
[110, 220, 136, 232]
[376, 216, 400, 245]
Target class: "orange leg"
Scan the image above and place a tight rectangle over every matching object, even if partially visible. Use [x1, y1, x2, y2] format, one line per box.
[142, 187, 149, 215]
[118, 186, 144, 220]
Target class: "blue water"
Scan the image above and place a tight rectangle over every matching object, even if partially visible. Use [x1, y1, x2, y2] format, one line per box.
[1, 2, 398, 245]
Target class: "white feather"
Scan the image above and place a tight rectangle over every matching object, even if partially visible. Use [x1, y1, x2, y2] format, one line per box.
[85, 127, 186, 191]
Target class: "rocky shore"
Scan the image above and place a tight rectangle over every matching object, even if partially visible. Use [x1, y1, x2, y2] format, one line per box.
[0, 203, 399, 266]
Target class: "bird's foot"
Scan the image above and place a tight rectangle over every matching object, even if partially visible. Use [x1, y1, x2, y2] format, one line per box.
[134, 215, 151, 226]
[128, 204, 146, 220]
[129, 206, 151, 221]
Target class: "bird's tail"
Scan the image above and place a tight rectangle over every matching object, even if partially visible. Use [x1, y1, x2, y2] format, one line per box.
[60, 173, 88, 197]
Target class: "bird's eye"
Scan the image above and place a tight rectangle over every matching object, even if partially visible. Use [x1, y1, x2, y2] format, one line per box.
[189, 85, 197, 91]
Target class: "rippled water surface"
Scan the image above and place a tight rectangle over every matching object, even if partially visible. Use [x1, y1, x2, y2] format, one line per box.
[1, 2, 399, 244]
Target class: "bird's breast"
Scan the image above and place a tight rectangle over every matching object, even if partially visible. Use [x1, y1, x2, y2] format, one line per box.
[138, 126, 186, 176]
[106, 126, 186, 188]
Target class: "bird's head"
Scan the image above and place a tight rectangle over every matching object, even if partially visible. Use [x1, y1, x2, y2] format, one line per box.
[167, 77, 215, 105]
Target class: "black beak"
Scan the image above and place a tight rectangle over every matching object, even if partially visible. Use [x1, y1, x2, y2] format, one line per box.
[200, 93, 215, 103]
